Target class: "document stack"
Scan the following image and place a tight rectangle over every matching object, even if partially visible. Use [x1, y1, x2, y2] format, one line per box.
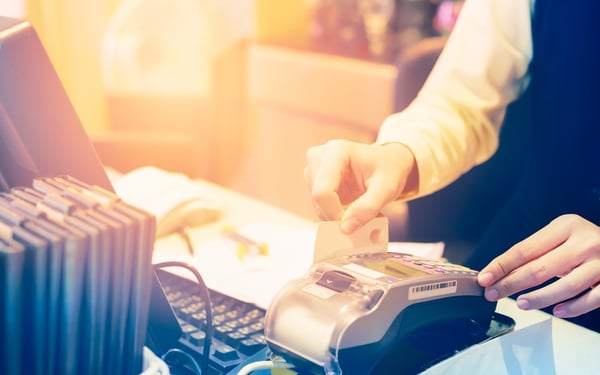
[0, 175, 156, 375]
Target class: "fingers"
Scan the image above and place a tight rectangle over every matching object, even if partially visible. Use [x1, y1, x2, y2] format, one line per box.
[341, 173, 401, 232]
[480, 236, 583, 302]
[315, 191, 344, 222]
[306, 140, 385, 228]
[553, 284, 600, 318]
[304, 165, 338, 221]
[478, 215, 600, 319]
[481, 254, 567, 302]
[512, 259, 600, 312]
[305, 143, 347, 221]
[478, 216, 573, 288]
[305, 140, 413, 234]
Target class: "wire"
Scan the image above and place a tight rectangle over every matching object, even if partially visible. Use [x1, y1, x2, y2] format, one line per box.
[153, 261, 214, 375]
[236, 360, 295, 375]
[160, 348, 203, 375]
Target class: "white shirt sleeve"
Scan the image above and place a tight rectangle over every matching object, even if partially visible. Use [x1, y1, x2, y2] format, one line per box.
[376, 0, 534, 199]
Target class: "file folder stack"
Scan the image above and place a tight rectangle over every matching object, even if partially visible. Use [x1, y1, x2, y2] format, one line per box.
[0, 175, 156, 375]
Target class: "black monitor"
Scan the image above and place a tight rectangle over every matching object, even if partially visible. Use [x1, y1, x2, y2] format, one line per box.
[0, 16, 113, 192]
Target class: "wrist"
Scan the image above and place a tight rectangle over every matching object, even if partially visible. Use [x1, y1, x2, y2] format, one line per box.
[380, 142, 419, 198]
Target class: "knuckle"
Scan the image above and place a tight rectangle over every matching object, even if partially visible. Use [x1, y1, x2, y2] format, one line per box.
[528, 262, 551, 284]
[493, 259, 509, 276]
[553, 213, 580, 227]
[558, 213, 578, 222]
[305, 144, 322, 161]
[496, 278, 517, 296]
[490, 252, 519, 278]
[581, 234, 600, 258]
[511, 244, 530, 265]
[324, 139, 348, 151]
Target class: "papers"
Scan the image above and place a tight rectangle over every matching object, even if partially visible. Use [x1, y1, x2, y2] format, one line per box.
[154, 220, 446, 309]
[154, 222, 315, 309]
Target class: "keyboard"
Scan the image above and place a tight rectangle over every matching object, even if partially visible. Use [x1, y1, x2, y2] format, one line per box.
[154, 269, 268, 374]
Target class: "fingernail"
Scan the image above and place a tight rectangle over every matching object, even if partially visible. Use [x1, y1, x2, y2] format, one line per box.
[341, 218, 359, 233]
[485, 288, 499, 301]
[516, 298, 531, 310]
[478, 272, 493, 286]
[553, 305, 567, 318]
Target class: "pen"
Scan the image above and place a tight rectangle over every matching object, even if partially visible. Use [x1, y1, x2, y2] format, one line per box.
[176, 227, 195, 256]
[221, 225, 269, 260]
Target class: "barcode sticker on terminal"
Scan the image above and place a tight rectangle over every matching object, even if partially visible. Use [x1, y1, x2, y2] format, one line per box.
[408, 280, 458, 300]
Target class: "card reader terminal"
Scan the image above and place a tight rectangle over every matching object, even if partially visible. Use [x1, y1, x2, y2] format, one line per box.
[264, 252, 498, 374]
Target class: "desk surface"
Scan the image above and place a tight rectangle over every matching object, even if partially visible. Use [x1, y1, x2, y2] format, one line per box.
[151, 178, 600, 374]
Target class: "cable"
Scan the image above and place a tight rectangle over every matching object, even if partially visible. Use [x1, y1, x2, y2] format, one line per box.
[160, 348, 203, 375]
[236, 360, 295, 375]
[153, 261, 214, 375]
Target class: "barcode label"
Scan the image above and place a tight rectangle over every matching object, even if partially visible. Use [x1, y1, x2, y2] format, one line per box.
[409, 280, 458, 300]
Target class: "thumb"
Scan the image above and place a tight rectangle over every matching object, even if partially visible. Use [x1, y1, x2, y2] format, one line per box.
[340, 193, 387, 234]
[340, 173, 405, 233]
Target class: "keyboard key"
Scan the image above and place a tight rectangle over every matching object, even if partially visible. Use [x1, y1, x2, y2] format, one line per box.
[212, 344, 240, 362]
[189, 330, 206, 346]
[181, 323, 198, 336]
[238, 338, 265, 356]
[214, 325, 235, 341]
[225, 331, 247, 347]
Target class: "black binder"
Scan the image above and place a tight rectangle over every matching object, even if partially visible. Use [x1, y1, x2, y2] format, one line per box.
[0, 234, 25, 375]
[0, 176, 155, 375]
[0, 212, 48, 375]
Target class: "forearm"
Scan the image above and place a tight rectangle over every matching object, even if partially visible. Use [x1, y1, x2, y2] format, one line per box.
[377, 0, 533, 199]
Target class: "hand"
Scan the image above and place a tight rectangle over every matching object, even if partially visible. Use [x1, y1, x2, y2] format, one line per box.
[478, 214, 600, 318]
[304, 139, 416, 233]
